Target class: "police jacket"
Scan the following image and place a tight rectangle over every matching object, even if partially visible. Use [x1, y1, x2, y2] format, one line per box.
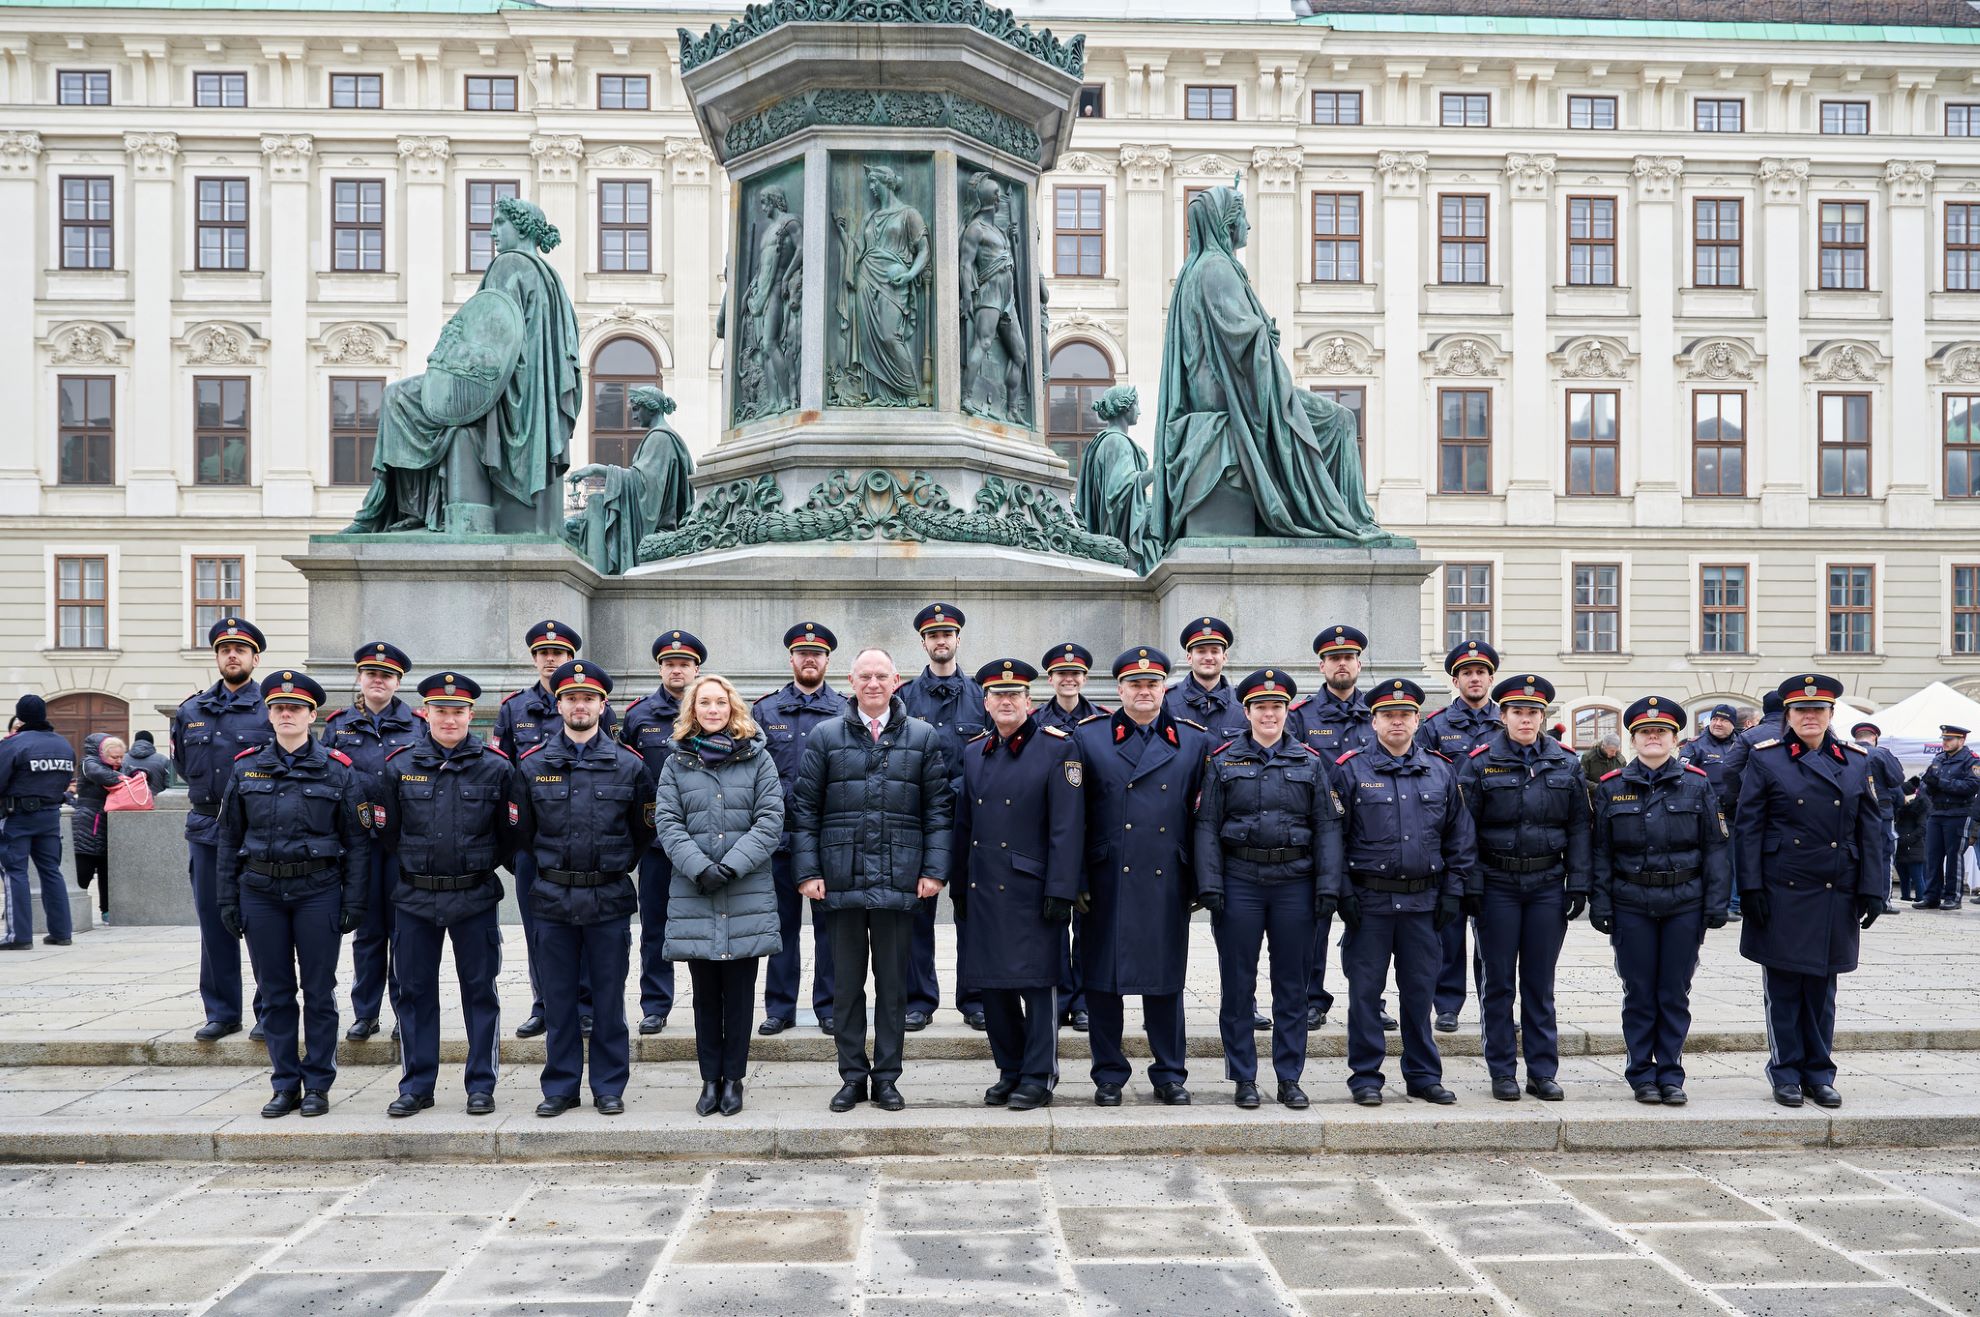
[1332, 744, 1475, 912]
[493, 681, 618, 762]
[1861, 743, 1905, 821]
[1163, 676, 1247, 742]
[376, 733, 519, 927]
[654, 732, 784, 963]
[319, 697, 424, 801]
[1922, 746, 1980, 818]
[1588, 758, 1730, 921]
[1679, 730, 1739, 805]
[790, 697, 954, 914]
[1193, 733, 1344, 893]
[751, 682, 849, 852]
[1718, 712, 1783, 818]
[0, 727, 77, 834]
[617, 686, 682, 784]
[950, 717, 1086, 989]
[1735, 734, 1883, 976]
[1072, 709, 1208, 997]
[1415, 697, 1503, 759]
[171, 679, 270, 839]
[512, 731, 654, 926]
[214, 739, 369, 916]
[1456, 731, 1592, 895]
[1038, 694, 1107, 735]
[1897, 793, 1929, 863]
[1289, 688, 1375, 759]
[899, 667, 988, 789]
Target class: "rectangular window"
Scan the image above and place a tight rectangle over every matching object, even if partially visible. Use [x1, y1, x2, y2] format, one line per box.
[466, 179, 519, 273]
[1438, 193, 1488, 284]
[1437, 388, 1490, 494]
[1572, 563, 1621, 654]
[1694, 98, 1743, 132]
[58, 70, 110, 106]
[1692, 390, 1746, 497]
[57, 376, 114, 486]
[193, 377, 250, 486]
[1054, 185, 1103, 278]
[54, 556, 108, 650]
[1951, 105, 1980, 137]
[191, 555, 243, 645]
[1310, 192, 1362, 282]
[1076, 85, 1104, 119]
[1311, 90, 1362, 125]
[1693, 197, 1743, 287]
[331, 180, 384, 272]
[330, 73, 382, 109]
[1566, 390, 1620, 497]
[1946, 394, 1980, 498]
[1185, 85, 1235, 120]
[329, 377, 383, 487]
[597, 180, 651, 273]
[1443, 563, 1492, 651]
[1818, 392, 1870, 498]
[1441, 93, 1489, 127]
[1700, 564, 1749, 655]
[1949, 204, 1980, 291]
[1567, 196, 1617, 286]
[1954, 565, 1980, 655]
[195, 178, 248, 271]
[1820, 100, 1869, 135]
[60, 176, 113, 270]
[1826, 565, 1874, 654]
[1568, 95, 1617, 130]
[465, 75, 517, 112]
[598, 74, 649, 111]
[194, 71, 247, 107]
[1819, 200, 1868, 291]
[1311, 385, 1366, 466]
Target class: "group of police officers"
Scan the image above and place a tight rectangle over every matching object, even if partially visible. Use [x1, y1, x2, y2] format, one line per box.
[150, 598, 1897, 1116]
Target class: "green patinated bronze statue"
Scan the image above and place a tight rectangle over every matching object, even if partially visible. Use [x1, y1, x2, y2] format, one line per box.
[564, 385, 694, 574]
[830, 163, 931, 408]
[1071, 385, 1155, 573]
[959, 170, 1030, 425]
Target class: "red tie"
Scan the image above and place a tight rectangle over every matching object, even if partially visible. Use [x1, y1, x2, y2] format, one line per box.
[869, 717, 884, 741]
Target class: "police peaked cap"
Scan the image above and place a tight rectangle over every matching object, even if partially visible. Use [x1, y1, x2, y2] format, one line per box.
[1237, 668, 1297, 705]
[1778, 673, 1844, 708]
[1624, 695, 1686, 734]
[652, 630, 707, 664]
[261, 669, 326, 709]
[1042, 643, 1093, 674]
[1112, 647, 1171, 680]
[1491, 674, 1554, 710]
[550, 660, 612, 697]
[208, 616, 266, 653]
[915, 602, 965, 633]
[1180, 616, 1233, 650]
[353, 640, 411, 676]
[1367, 678, 1426, 713]
[976, 659, 1037, 692]
[418, 672, 482, 707]
[1314, 624, 1368, 657]
[784, 622, 838, 654]
[1444, 639, 1499, 676]
[526, 619, 581, 655]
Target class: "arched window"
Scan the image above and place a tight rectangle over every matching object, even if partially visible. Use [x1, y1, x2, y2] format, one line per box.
[1571, 703, 1622, 753]
[1046, 340, 1113, 478]
[589, 337, 660, 466]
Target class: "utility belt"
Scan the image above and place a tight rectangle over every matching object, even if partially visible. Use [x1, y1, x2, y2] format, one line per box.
[1483, 851, 1565, 874]
[1350, 870, 1436, 894]
[1620, 867, 1700, 888]
[404, 871, 493, 892]
[1222, 843, 1306, 864]
[542, 868, 625, 888]
[0, 798, 53, 815]
[188, 802, 219, 818]
[245, 858, 339, 880]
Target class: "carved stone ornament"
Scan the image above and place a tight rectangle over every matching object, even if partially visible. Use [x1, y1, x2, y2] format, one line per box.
[44, 321, 128, 366]
[1808, 340, 1885, 383]
[1885, 159, 1936, 205]
[530, 134, 586, 180]
[0, 131, 42, 177]
[259, 133, 314, 180]
[1056, 151, 1105, 175]
[723, 90, 1042, 164]
[179, 321, 265, 366]
[1555, 336, 1631, 379]
[1180, 153, 1239, 179]
[1375, 150, 1427, 196]
[1426, 335, 1503, 378]
[678, 1, 1085, 79]
[123, 131, 179, 178]
[1503, 152, 1557, 198]
[1759, 157, 1809, 203]
[397, 135, 452, 181]
[1631, 155, 1683, 201]
[1118, 144, 1171, 189]
[1935, 344, 1980, 385]
[666, 137, 716, 183]
[316, 322, 402, 366]
[1681, 337, 1756, 381]
[586, 144, 654, 171]
[1297, 333, 1374, 377]
[1251, 146, 1303, 191]
[580, 302, 669, 339]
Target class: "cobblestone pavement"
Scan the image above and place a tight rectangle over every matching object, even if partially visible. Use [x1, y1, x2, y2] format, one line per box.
[0, 1150, 1976, 1315]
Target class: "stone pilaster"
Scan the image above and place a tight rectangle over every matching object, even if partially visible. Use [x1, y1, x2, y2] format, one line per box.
[666, 136, 718, 439]
[1758, 157, 1810, 527]
[1250, 146, 1302, 338]
[123, 131, 179, 516]
[260, 133, 314, 513]
[0, 131, 40, 512]
[1376, 150, 1427, 523]
[529, 133, 585, 288]
[1118, 144, 1171, 401]
[397, 135, 451, 363]
[1632, 155, 1683, 524]
[1886, 159, 1937, 526]
[1503, 152, 1556, 524]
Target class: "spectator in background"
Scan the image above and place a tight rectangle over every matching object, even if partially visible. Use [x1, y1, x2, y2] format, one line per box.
[1581, 733, 1626, 784]
[72, 734, 128, 922]
[1896, 778, 1928, 903]
[122, 731, 171, 795]
[1550, 723, 1569, 745]
[1737, 709, 1760, 733]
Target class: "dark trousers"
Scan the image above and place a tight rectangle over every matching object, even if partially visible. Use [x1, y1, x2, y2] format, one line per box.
[1477, 882, 1566, 1080]
[188, 839, 259, 1025]
[1057, 917, 1086, 1018]
[347, 848, 399, 1023]
[636, 849, 677, 1020]
[688, 956, 759, 1083]
[1611, 906, 1703, 1089]
[830, 906, 913, 1086]
[1343, 904, 1441, 1093]
[76, 852, 109, 916]
[393, 904, 502, 1099]
[241, 882, 341, 1094]
[537, 915, 630, 1100]
[1899, 860, 1925, 901]
[911, 891, 977, 1016]
[2, 821, 66, 944]
[1923, 817, 1967, 904]
[515, 852, 591, 1020]
[1212, 877, 1313, 1083]
[1087, 989, 1187, 1089]
[1434, 913, 1485, 1019]
[981, 985, 1057, 1088]
[763, 852, 834, 1023]
[1763, 965, 1839, 1089]
[1305, 913, 1335, 1015]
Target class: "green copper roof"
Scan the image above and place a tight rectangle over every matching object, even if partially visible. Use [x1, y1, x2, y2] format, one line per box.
[0, 0, 535, 10]
[1302, 12, 1980, 43]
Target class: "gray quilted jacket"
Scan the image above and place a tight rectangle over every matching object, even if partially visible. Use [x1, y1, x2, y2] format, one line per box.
[654, 732, 784, 962]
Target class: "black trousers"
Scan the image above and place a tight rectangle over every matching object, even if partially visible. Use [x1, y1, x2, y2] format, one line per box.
[981, 984, 1058, 1088]
[75, 852, 109, 915]
[688, 956, 759, 1083]
[830, 907, 913, 1087]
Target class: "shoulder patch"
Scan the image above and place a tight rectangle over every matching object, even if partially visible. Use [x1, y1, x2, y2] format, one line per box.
[1300, 743, 1323, 757]
[1429, 749, 1454, 763]
[519, 744, 544, 759]
[384, 744, 414, 763]
[1176, 717, 1207, 731]
[1289, 696, 1310, 711]
[1684, 762, 1709, 775]
[327, 748, 354, 766]
[1040, 724, 1070, 739]
[966, 730, 991, 743]
[232, 746, 259, 761]
[1334, 749, 1361, 765]
[1212, 740, 1235, 755]
[1468, 744, 1490, 757]
[1753, 738, 1780, 750]
[503, 689, 528, 704]
[485, 744, 509, 759]
[1078, 712, 1110, 725]
[621, 744, 644, 760]
[1599, 768, 1623, 781]
[1844, 742, 1867, 755]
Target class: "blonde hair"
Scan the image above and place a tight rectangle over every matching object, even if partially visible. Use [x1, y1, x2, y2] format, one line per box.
[671, 673, 759, 742]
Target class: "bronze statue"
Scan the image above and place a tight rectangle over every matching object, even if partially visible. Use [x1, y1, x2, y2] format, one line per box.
[959, 171, 1029, 424]
[1070, 384, 1154, 572]
[735, 184, 803, 420]
[563, 386, 694, 574]
[831, 163, 930, 407]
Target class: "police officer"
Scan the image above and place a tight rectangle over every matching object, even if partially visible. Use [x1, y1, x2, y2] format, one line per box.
[1335, 678, 1477, 1107]
[1736, 675, 1884, 1109]
[1720, 690, 1787, 920]
[1917, 724, 1979, 911]
[1682, 705, 1740, 802]
[1194, 668, 1343, 1110]
[898, 602, 988, 1030]
[1457, 674, 1590, 1102]
[1164, 617, 1247, 742]
[511, 659, 654, 1117]
[215, 671, 368, 1118]
[1074, 647, 1206, 1106]
[1852, 720, 1906, 917]
[375, 672, 518, 1117]
[951, 660, 1085, 1111]
[319, 641, 423, 1043]
[619, 629, 706, 1033]
[0, 695, 77, 949]
[753, 622, 847, 1037]
[1588, 697, 1731, 1106]
[1417, 639, 1501, 1034]
[172, 617, 273, 1041]
[1038, 642, 1102, 1029]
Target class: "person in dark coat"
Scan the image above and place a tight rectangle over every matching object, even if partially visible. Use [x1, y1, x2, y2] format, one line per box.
[1917, 723, 1980, 910]
[1456, 674, 1591, 1102]
[1038, 642, 1104, 1031]
[122, 730, 171, 794]
[1589, 696, 1732, 1106]
[1736, 674, 1885, 1109]
[1680, 704, 1740, 804]
[1579, 736, 1626, 786]
[1895, 779, 1928, 901]
[793, 646, 954, 1113]
[1073, 647, 1206, 1106]
[654, 674, 785, 1118]
[950, 660, 1086, 1111]
[1417, 640, 1500, 1035]
[1850, 720, 1906, 916]
[0, 696, 78, 949]
[71, 733, 120, 919]
[1164, 616, 1247, 741]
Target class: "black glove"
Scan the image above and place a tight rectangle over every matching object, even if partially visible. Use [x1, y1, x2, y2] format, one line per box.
[1563, 893, 1587, 922]
[338, 905, 364, 935]
[1197, 890, 1225, 917]
[1459, 893, 1483, 918]
[1338, 889, 1362, 934]
[1041, 895, 1075, 925]
[1590, 912, 1614, 935]
[1074, 891, 1092, 915]
[696, 864, 733, 895]
[220, 906, 244, 940]
[1743, 887, 1771, 930]
[1705, 911, 1729, 929]
[1857, 894, 1882, 930]
[1433, 894, 1461, 931]
[1315, 894, 1339, 923]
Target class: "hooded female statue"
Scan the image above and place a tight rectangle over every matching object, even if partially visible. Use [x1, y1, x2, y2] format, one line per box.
[1071, 384, 1155, 573]
[563, 386, 694, 574]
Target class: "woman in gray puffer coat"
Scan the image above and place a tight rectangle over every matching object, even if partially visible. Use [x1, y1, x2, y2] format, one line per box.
[655, 673, 785, 1117]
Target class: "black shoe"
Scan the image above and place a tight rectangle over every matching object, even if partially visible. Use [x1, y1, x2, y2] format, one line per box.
[580, 1016, 594, 1039]
[1525, 1076, 1564, 1102]
[261, 1091, 301, 1119]
[1725, 911, 1743, 923]
[1067, 1010, 1089, 1033]
[346, 1017, 380, 1042]
[1153, 1083, 1192, 1106]
[536, 1094, 579, 1118]
[1882, 903, 1901, 916]
[830, 1082, 867, 1113]
[195, 1019, 242, 1042]
[718, 1080, 743, 1116]
[1007, 1082, 1052, 1112]
[41, 936, 70, 947]
[1277, 1081, 1309, 1110]
[818, 1017, 836, 1036]
[1808, 1083, 1842, 1109]
[1352, 1088, 1383, 1107]
[1234, 1081, 1261, 1109]
[1305, 1005, 1324, 1029]
[872, 1081, 905, 1111]
[962, 1011, 986, 1031]
[593, 1094, 625, 1115]
[515, 1014, 546, 1038]
[1380, 1010, 1398, 1032]
[466, 1092, 495, 1116]
[1094, 1082, 1123, 1107]
[696, 1081, 720, 1116]
[1659, 1084, 1687, 1106]
[641, 1014, 668, 1035]
[904, 1011, 931, 1032]
[299, 1090, 329, 1117]
[757, 1016, 793, 1036]
[1492, 1077, 1521, 1101]
[390, 1020, 400, 1041]
[1913, 899, 1943, 909]
[0, 941, 31, 951]
[1773, 1084, 1804, 1108]
[1634, 1085, 1663, 1104]
[249, 1021, 265, 1042]
[1252, 1012, 1270, 1031]
[1434, 1012, 1459, 1033]
[386, 1093, 433, 1118]
[985, 1077, 1019, 1106]
[1406, 1083, 1456, 1105]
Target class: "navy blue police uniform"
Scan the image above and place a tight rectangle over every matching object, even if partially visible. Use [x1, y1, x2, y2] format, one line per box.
[1456, 674, 1591, 1100]
[1589, 696, 1732, 1103]
[618, 629, 706, 1032]
[215, 671, 369, 1116]
[0, 697, 77, 948]
[950, 661, 1086, 1108]
[1334, 678, 1478, 1105]
[171, 616, 272, 1033]
[1163, 616, 1247, 742]
[375, 672, 518, 1115]
[752, 622, 847, 1034]
[1073, 647, 1207, 1104]
[1850, 720, 1905, 904]
[1038, 642, 1105, 1025]
[1919, 724, 1979, 909]
[1736, 675, 1885, 1108]
[318, 641, 423, 1041]
[1679, 704, 1741, 806]
[509, 660, 655, 1115]
[1415, 640, 1501, 1028]
[1718, 693, 1785, 917]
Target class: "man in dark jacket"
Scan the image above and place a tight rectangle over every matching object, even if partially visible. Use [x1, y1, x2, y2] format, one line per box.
[1037, 641, 1104, 1030]
[1918, 724, 1980, 910]
[793, 647, 954, 1114]
[1680, 704, 1741, 805]
[1417, 640, 1501, 1033]
[1896, 779, 1928, 901]
[0, 695, 78, 949]
[123, 731, 171, 794]
[1851, 720, 1906, 916]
